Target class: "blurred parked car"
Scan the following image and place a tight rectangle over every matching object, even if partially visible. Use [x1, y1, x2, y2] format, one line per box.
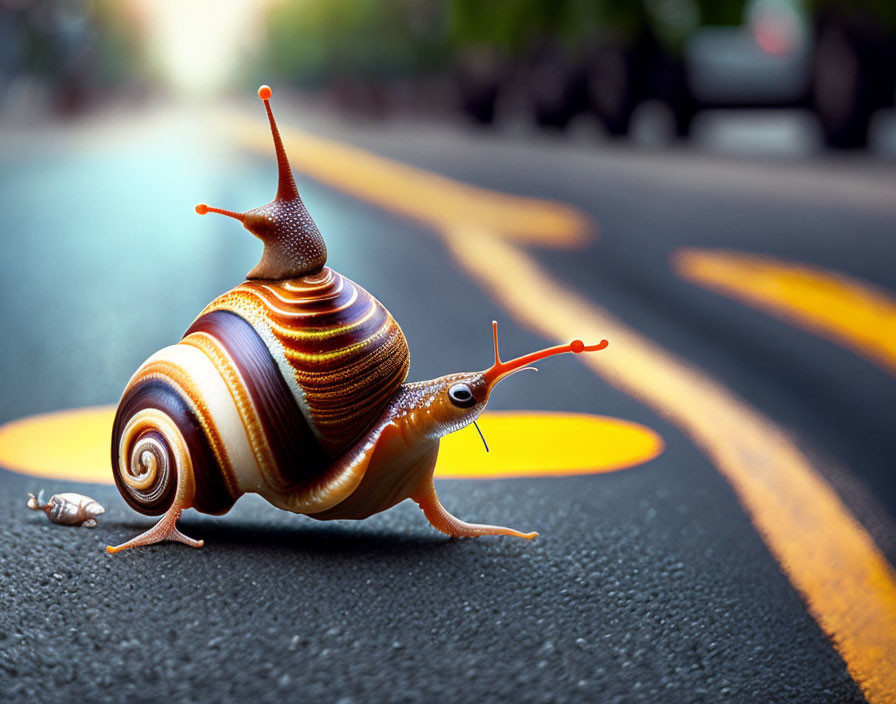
[450, 0, 896, 148]
[684, 0, 896, 147]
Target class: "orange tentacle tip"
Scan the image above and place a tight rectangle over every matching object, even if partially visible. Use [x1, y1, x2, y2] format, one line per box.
[483, 321, 609, 386]
[195, 203, 209, 215]
[574, 339, 608, 352]
[258, 85, 272, 101]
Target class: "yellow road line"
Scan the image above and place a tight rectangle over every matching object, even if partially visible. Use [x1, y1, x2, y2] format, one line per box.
[674, 248, 896, 376]
[447, 226, 896, 703]
[0, 409, 662, 484]
[230, 115, 896, 701]
[225, 113, 591, 249]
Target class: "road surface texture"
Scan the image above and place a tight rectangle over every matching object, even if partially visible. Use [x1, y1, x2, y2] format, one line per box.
[1, 99, 894, 703]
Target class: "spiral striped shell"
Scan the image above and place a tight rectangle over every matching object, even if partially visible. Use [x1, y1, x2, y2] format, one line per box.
[112, 267, 410, 516]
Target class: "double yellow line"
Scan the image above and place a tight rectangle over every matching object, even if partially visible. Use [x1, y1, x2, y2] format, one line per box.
[228, 111, 896, 703]
[676, 248, 896, 376]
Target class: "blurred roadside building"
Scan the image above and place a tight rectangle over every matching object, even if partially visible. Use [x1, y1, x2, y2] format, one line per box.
[0, 0, 144, 116]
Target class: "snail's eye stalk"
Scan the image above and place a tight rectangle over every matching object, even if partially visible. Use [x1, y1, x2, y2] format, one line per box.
[195, 203, 246, 222]
[258, 83, 299, 202]
[193, 84, 296, 224]
[193, 84, 325, 281]
[483, 320, 608, 387]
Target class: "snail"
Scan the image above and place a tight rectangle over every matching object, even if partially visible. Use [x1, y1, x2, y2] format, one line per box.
[28, 491, 105, 527]
[107, 85, 608, 554]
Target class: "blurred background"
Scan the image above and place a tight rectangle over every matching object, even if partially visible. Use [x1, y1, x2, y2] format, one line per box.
[2, 0, 896, 150]
[2, 2, 896, 701]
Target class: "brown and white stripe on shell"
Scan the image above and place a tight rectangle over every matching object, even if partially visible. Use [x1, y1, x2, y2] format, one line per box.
[195, 267, 409, 454]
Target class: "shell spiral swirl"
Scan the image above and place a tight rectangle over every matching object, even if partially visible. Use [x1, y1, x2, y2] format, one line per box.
[113, 410, 177, 515]
[111, 360, 237, 516]
[111, 267, 409, 516]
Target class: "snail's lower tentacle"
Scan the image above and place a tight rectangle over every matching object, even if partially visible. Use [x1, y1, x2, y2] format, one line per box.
[412, 480, 538, 540]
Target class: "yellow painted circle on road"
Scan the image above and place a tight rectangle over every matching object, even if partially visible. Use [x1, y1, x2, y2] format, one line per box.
[0, 406, 662, 484]
[437, 411, 663, 478]
[0, 406, 116, 483]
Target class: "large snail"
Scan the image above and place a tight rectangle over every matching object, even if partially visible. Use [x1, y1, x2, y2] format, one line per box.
[107, 85, 607, 553]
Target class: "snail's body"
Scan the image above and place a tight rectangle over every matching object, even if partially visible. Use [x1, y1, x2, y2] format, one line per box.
[106, 86, 607, 553]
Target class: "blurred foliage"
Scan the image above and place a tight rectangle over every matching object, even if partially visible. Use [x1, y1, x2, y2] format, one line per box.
[448, 0, 798, 49]
[447, 0, 595, 51]
[261, 0, 896, 80]
[261, 0, 759, 83]
[447, 0, 735, 48]
[89, 0, 145, 86]
[807, 0, 896, 27]
[265, 0, 447, 85]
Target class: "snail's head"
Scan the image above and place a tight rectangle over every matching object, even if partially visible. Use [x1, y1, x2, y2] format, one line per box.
[195, 85, 327, 280]
[418, 321, 608, 440]
[26, 491, 45, 511]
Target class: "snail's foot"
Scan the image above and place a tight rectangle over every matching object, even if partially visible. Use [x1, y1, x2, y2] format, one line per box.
[413, 483, 538, 540]
[106, 508, 204, 554]
[81, 518, 97, 528]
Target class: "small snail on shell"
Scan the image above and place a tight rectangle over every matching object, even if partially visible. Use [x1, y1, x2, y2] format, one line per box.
[107, 85, 608, 553]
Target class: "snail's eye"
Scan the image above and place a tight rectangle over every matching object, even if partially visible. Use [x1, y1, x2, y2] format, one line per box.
[448, 383, 476, 408]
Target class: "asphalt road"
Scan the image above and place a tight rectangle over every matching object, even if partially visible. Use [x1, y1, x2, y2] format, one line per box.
[2, 101, 895, 703]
